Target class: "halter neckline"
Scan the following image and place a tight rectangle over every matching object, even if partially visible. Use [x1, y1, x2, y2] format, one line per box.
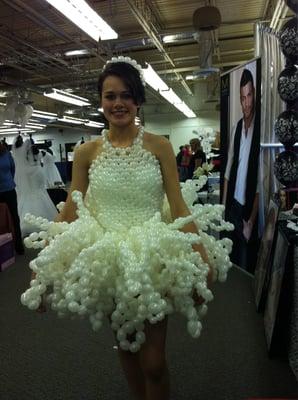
[103, 126, 144, 150]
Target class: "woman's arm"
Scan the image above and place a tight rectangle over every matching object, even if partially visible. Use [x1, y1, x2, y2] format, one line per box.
[55, 142, 91, 223]
[154, 137, 211, 277]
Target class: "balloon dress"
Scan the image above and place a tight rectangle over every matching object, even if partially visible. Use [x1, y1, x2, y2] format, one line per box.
[12, 138, 57, 236]
[21, 127, 233, 352]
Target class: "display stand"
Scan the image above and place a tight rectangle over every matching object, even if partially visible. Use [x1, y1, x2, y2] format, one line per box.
[262, 219, 298, 377]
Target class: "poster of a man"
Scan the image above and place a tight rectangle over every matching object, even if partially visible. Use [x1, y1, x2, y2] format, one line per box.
[221, 59, 261, 273]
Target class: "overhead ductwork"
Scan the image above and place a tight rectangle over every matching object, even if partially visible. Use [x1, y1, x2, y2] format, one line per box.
[193, 6, 221, 31]
[192, 5, 221, 76]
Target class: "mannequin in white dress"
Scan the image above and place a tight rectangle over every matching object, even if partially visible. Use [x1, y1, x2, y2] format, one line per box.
[41, 150, 63, 188]
[12, 136, 57, 236]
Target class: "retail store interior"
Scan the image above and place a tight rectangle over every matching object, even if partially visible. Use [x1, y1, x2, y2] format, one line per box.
[0, 1, 297, 399]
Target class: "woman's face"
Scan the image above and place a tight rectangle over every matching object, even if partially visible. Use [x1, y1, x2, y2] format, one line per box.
[101, 75, 138, 128]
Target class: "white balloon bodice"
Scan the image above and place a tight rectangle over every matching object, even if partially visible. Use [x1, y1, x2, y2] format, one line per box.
[86, 126, 164, 230]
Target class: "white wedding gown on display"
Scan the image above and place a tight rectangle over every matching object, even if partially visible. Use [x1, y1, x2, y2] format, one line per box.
[42, 152, 63, 188]
[12, 138, 57, 236]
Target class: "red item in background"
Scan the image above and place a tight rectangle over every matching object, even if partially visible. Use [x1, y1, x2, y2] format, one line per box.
[0, 232, 15, 271]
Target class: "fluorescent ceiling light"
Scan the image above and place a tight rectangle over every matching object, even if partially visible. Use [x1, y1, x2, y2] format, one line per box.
[57, 119, 83, 125]
[0, 128, 34, 133]
[57, 116, 88, 125]
[33, 109, 57, 115]
[143, 64, 169, 92]
[44, 88, 91, 106]
[45, 0, 118, 41]
[61, 116, 87, 123]
[65, 49, 90, 57]
[142, 64, 196, 118]
[32, 114, 57, 120]
[32, 110, 58, 119]
[162, 34, 178, 44]
[28, 119, 47, 126]
[98, 107, 103, 112]
[24, 124, 45, 130]
[0, 132, 35, 135]
[84, 121, 105, 128]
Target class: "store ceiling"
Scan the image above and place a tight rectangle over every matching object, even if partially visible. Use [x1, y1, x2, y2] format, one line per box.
[0, 0, 293, 124]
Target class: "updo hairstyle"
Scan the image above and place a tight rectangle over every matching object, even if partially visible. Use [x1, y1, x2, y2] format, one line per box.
[98, 62, 146, 106]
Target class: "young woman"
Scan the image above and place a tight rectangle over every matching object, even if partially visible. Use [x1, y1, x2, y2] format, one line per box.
[21, 57, 232, 400]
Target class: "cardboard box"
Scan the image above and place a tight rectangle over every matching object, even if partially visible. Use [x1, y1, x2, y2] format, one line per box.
[0, 233, 15, 271]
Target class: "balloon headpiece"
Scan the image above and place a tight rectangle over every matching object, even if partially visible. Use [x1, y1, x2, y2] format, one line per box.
[103, 56, 146, 87]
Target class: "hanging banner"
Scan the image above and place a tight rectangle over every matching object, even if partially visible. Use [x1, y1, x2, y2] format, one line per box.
[220, 58, 261, 273]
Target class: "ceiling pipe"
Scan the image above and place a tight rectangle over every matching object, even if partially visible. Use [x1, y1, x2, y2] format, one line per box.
[0, 33, 77, 76]
[1, 31, 75, 70]
[125, 0, 193, 95]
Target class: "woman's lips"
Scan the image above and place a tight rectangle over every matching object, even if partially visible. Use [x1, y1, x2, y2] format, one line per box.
[112, 110, 127, 116]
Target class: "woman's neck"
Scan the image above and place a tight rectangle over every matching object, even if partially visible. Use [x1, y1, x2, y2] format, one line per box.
[108, 124, 139, 144]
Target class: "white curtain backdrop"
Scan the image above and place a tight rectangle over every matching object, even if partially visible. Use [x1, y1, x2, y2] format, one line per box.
[255, 23, 285, 233]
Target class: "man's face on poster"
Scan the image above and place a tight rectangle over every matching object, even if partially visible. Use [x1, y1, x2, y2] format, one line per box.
[240, 81, 255, 122]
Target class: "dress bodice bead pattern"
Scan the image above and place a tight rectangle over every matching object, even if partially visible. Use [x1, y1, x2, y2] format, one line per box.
[86, 126, 164, 231]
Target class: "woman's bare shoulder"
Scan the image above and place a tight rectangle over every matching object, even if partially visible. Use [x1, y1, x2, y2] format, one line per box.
[143, 131, 172, 157]
[75, 137, 104, 165]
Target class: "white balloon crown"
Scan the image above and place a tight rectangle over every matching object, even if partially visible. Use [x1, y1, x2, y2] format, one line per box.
[103, 56, 146, 87]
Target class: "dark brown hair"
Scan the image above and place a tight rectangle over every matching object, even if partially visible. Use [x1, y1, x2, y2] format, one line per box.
[98, 62, 146, 106]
